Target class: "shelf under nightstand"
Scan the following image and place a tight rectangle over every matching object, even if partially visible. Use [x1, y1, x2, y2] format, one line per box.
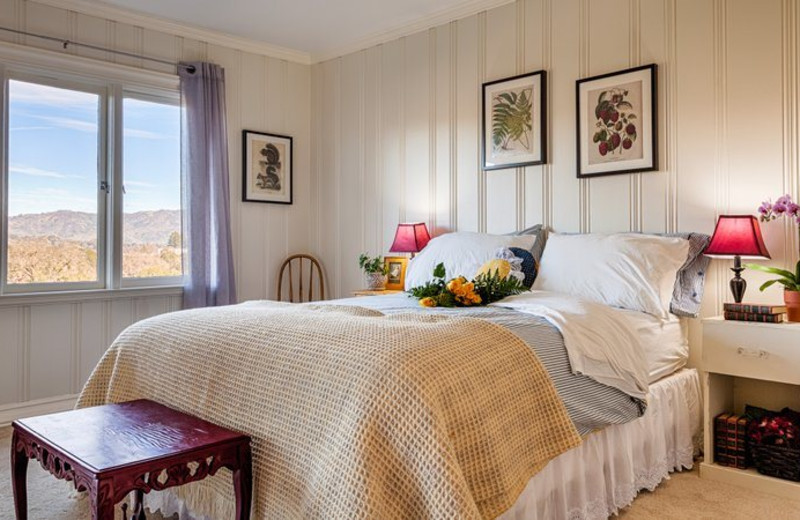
[701, 316, 800, 499]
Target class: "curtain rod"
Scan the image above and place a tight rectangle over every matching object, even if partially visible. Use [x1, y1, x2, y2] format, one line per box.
[0, 26, 195, 73]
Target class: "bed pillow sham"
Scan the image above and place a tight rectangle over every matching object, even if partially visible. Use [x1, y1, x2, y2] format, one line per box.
[532, 232, 690, 319]
[404, 231, 536, 290]
[660, 232, 711, 318]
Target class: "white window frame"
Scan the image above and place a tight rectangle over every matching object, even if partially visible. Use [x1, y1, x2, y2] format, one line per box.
[0, 41, 182, 295]
[118, 89, 183, 289]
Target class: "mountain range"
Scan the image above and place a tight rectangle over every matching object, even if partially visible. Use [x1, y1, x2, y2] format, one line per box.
[8, 209, 181, 245]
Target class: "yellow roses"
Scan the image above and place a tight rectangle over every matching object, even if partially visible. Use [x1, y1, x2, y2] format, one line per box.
[446, 276, 482, 306]
[419, 297, 437, 307]
[410, 260, 524, 308]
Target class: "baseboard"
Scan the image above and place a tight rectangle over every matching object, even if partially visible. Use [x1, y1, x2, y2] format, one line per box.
[0, 394, 77, 426]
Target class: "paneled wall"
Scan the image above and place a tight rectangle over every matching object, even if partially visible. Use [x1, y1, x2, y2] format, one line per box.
[0, 0, 311, 419]
[311, 0, 800, 331]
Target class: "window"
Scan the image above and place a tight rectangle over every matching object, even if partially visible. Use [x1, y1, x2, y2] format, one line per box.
[1, 69, 182, 293]
[122, 96, 182, 282]
[7, 79, 103, 287]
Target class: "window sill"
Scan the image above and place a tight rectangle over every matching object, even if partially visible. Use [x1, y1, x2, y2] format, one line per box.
[0, 286, 183, 307]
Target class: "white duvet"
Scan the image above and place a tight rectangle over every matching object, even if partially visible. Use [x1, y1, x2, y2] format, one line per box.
[492, 291, 649, 400]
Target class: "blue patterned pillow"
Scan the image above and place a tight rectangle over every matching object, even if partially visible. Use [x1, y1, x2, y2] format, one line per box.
[512, 224, 547, 266]
[661, 232, 711, 318]
[509, 247, 537, 288]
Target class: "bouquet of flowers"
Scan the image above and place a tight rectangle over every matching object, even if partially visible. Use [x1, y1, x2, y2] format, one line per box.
[409, 260, 525, 308]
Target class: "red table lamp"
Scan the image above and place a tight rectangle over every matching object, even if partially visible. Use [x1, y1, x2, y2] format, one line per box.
[389, 223, 431, 257]
[705, 215, 771, 303]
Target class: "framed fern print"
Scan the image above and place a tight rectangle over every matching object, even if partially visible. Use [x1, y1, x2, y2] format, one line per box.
[576, 64, 657, 178]
[482, 70, 546, 170]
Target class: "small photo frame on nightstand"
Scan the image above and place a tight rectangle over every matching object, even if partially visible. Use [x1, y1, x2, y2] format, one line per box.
[384, 256, 408, 291]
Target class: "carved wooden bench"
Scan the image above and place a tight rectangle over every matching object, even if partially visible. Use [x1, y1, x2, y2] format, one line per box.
[11, 399, 252, 520]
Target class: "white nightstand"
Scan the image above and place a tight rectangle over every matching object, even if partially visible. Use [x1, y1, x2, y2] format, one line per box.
[700, 316, 800, 498]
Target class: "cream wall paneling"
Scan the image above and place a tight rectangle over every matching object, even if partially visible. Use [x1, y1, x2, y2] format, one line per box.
[310, 0, 800, 348]
[0, 0, 313, 421]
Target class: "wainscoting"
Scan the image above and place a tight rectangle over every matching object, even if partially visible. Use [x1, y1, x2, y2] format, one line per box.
[0, 288, 181, 424]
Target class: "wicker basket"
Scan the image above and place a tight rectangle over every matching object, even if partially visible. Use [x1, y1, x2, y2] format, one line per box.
[750, 443, 800, 482]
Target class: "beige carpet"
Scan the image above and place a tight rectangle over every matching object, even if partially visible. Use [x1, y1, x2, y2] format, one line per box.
[2, 425, 800, 519]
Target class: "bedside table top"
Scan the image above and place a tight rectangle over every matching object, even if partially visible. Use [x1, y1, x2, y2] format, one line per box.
[352, 289, 404, 296]
[703, 316, 800, 329]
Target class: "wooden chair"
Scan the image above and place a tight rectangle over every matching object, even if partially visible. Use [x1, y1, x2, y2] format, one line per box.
[276, 254, 325, 302]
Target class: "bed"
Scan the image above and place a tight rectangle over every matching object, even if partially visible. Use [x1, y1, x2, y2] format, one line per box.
[77, 230, 708, 519]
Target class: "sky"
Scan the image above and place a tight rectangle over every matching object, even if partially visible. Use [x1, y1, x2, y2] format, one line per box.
[8, 79, 181, 217]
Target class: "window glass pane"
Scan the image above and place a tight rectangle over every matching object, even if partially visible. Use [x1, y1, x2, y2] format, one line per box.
[7, 80, 100, 285]
[122, 97, 182, 279]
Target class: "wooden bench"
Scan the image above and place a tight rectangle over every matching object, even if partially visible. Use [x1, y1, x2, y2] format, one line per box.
[11, 399, 252, 520]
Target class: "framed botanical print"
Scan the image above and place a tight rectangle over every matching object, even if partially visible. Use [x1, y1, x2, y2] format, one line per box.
[482, 70, 547, 170]
[384, 256, 408, 291]
[242, 130, 293, 204]
[576, 64, 657, 178]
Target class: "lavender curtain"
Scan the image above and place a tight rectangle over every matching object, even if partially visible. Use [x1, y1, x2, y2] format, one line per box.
[179, 62, 236, 308]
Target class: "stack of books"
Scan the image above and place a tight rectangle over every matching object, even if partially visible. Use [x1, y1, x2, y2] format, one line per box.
[723, 302, 787, 323]
[714, 412, 749, 469]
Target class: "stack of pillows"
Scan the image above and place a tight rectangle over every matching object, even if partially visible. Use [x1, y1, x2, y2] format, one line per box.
[404, 226, 710, 319]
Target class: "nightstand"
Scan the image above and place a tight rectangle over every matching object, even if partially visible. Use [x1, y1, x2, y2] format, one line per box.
[351, 289, 404, 297]
[700, 316, 800, 499]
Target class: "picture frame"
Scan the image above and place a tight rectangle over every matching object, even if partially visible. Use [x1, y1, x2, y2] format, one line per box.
[482, 70, 547, 170]
[384, 256, 408, 291]
[242, 130, 293, 204]
[576, 64, 657, 178]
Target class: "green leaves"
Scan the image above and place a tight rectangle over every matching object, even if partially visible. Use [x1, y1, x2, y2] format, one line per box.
[746, 261, 800, 292]
[358, 253, 387, 275]
[473, 270, 525, 304]
[433, 262, 446, 279]
[492, 87, 534, 151]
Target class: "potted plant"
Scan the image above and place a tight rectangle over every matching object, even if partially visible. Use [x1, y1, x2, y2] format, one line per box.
[358, 253, 388, 290]
[747, 195, 800, 322]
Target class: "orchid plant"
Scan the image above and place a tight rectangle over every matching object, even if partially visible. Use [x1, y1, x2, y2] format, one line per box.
[746, 195, 800, 292]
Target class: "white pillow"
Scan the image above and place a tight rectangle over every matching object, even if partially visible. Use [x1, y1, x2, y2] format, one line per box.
[532, 233, 689, 318]
[404, 231, 536, 290]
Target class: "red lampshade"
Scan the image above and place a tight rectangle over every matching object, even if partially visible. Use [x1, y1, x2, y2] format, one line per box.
[389, 222, 431, 253]
[705, 215, 771, 259]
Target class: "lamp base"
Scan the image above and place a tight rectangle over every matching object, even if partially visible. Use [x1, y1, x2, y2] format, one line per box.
[729, 255, 746, 304]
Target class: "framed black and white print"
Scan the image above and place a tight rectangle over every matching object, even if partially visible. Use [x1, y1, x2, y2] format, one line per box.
[482, 70, 546, 170]
[576, 64, 657, 178]
[242, 130, 293, 204]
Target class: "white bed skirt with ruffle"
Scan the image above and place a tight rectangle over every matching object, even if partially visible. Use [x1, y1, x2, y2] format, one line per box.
[147, 368, 701, 520]
[500, 368, 702, 520]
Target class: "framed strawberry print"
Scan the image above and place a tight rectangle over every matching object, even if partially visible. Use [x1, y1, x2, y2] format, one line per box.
[576, 64, 657, 178]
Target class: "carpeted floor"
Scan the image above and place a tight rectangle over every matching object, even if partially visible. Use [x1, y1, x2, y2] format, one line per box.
[2, 425, 800, 519]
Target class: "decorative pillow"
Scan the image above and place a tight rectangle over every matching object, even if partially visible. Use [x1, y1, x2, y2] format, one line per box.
[532, 233, 689, 318]
[660, 232, 711, 318]
[509, 247, 537, 288]
[404, 231, 536, 290]
[512, 224, 547, 266]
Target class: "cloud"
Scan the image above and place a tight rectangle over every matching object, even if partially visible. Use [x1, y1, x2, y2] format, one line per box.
[9, 165, 84, 179]
[10, 126, 53, 132]
[31, 115, 98, 133]
[10, 80, 98, 108]
[125, 180, 157, 188]
[124, 128, 171, 140]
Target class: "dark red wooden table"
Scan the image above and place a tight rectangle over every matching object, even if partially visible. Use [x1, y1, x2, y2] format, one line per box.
[11, 399, 252, 520]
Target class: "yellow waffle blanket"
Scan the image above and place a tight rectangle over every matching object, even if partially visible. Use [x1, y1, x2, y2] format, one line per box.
[78, 301, 580, 519]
